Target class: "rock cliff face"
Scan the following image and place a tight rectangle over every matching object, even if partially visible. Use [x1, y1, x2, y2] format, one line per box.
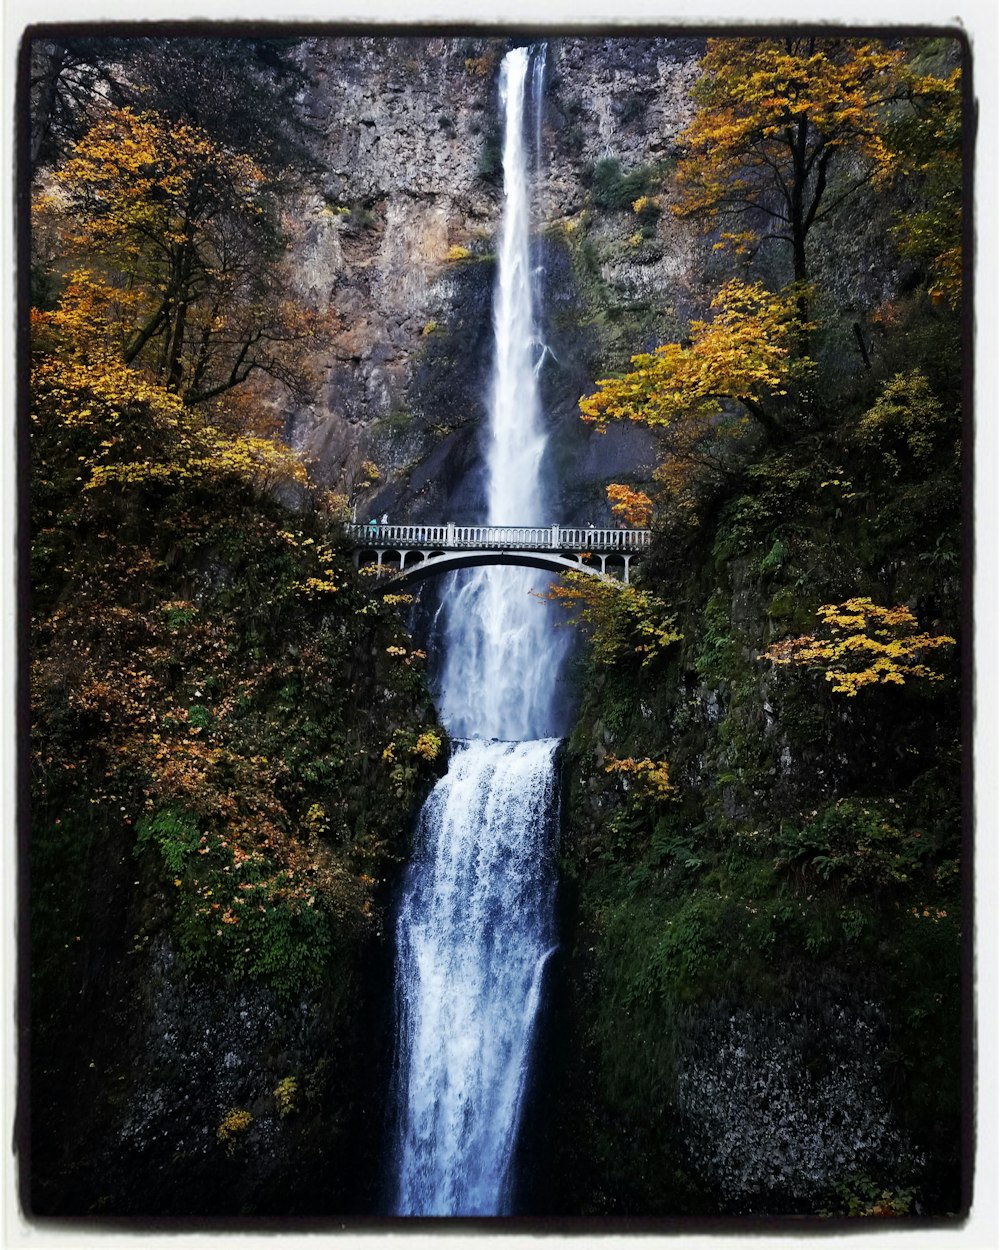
[542, 36, 705, 316]
[283, 35, 709, 523]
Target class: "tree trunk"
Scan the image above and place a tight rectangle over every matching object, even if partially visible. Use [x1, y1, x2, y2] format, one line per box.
[29, 43, 67, 170]
[789, 118, 811, 355]
[164, 235, 195, 393]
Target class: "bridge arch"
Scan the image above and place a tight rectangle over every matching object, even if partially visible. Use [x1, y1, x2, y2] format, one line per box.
[348, 521, 649, 587]
[361, 548, 630, 587]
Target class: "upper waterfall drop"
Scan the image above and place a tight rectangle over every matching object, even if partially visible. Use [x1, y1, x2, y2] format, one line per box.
[434, 44, 570, 743]
[487, 45, 547, 528]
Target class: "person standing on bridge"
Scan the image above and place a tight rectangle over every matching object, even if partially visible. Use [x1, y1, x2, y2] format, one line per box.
[381, 513, 389, 525]
[368, 517, 378, 534]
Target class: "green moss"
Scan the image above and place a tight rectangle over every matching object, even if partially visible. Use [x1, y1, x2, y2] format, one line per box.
[820, 1175, 916, 1217]
[693, 594, 740, 686]
[767, 588, 795, 618]
[553, 224, 678, 374]
[375, 408, 413, 436]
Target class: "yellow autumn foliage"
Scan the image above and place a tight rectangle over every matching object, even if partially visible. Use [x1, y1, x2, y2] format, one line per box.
[413, 731, 444, 762]
[217, 1107, 253, 1152]
[54, 106, 264, 247]
[604, 755, 675, 799]
[41, 107, 324, 409]
[887, 66, 962, 309]
[31, 283, 307, 497]
[606, 483, 653, 528]
[676, 39, 905, 249]
[579, 280, 813, 433]
[541, 571, 682, 668]
[762, 597, 955, 696]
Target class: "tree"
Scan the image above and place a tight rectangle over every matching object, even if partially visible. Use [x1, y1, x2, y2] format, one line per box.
[28, 34, 316, 177]
[674, 37, 905, 286]
[42, 108, 321, 407]
[28, 37, 128, 171]
[761, 598, 955, 696]
[30, 277, 307, 517]
[579, 279, 813, 438]
[886, 62, 962, 308]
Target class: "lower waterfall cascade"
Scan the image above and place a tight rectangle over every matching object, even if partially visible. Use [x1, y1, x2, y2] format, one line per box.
[391, 739, 560, 1215]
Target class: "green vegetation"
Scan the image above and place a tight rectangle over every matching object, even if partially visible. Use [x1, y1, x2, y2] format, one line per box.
[589, 156, 654, 211]
[557, 34, 964, 1217]
[29, 46, 444, 1017]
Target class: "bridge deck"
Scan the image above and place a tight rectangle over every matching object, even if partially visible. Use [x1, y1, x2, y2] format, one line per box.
[346, 522, 651, 553]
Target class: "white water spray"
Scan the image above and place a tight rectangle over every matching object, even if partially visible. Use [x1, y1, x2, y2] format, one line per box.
[391, 46, 564, 1216]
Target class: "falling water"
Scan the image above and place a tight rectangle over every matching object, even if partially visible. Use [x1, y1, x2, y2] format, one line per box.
[392, 738, 559, 1215]
[391, 45, 564, 1216]
[435, 41, 563, 743]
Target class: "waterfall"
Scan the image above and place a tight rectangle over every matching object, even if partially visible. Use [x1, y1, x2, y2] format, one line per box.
[435, 41, 564, 744]
[390, 45, 563, 1216]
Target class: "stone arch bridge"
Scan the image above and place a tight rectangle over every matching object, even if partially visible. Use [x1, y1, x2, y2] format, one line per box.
[345, 522, 651, 586]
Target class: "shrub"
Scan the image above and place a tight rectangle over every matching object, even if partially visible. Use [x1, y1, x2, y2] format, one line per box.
[857, 370, 950, 475]
[136, 807, 200, 876]
[273, 1076, 299, 1116]
[217, 1107, 253, 1152]
[541, 571, 683, 669]
[762, 598, 955, 696]
[774, 798, 932, 891]
[590, 157, 652, 210]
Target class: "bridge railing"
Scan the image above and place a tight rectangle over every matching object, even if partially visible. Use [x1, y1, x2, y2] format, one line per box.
[345, 522, 652, 552]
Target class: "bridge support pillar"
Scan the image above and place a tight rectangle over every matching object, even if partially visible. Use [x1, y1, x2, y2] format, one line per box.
[623, 555, 631, 584]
